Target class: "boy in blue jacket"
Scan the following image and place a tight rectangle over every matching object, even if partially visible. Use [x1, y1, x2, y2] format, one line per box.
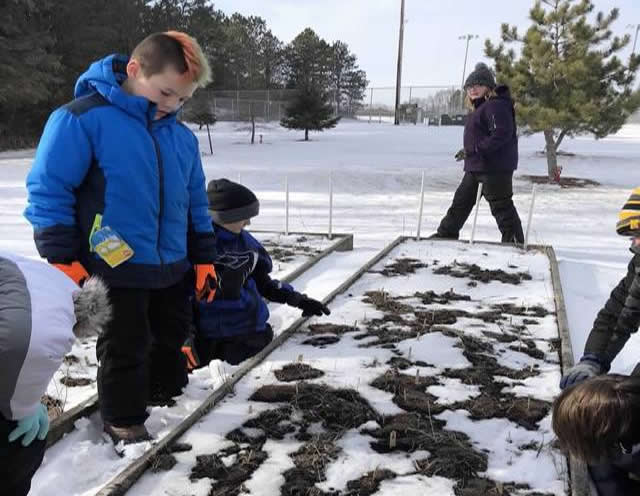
[186, 179, 330, 368]
[24, 31, 218, 444]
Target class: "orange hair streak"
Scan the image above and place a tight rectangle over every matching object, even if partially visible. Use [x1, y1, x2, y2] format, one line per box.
[164, 31, 211, 87]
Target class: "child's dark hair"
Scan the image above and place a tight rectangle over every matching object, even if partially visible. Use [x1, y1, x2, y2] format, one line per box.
[552, 374, 640, 463]
[130, 31, 211, 87]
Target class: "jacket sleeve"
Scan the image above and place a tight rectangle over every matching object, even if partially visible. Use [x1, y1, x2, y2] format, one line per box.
[186, 136, 216, 264]
[24, 108, 93, 262]
[474, 100, 515, 157]
[252, 247, 296, 303]
[584, 254, 640, 366]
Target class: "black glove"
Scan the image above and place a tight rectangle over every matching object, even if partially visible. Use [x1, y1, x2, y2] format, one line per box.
[454, 149, 466, 162]
[214, 251, 258, 299]
[287, 292, 331, 317]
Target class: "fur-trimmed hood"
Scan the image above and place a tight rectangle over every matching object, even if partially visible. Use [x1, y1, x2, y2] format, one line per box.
[72, 276, 112, 338]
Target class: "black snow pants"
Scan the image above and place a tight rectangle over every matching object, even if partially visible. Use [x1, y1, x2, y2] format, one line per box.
[96, 279, 191, 426]
[0, 413, 46, 496]
[436, 171, 524, 244]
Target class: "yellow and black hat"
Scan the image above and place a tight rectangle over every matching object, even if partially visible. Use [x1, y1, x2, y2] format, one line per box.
[617, 187, 640, 236]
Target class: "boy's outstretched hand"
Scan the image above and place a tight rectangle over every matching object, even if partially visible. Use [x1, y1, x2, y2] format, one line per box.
[297, 295, 331, 317]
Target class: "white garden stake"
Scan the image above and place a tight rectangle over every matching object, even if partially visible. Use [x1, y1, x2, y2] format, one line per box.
[469, 185, 483, 245]
[524, 184, 537, 250]
[328, 172, 334, 240]
[416, 170, 426, 240]
[285, 175, 290, 236]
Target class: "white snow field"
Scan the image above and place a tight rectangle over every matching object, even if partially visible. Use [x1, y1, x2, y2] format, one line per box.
[1, 119, 639, 494]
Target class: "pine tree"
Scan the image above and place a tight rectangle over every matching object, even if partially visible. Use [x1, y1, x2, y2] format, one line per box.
[329, 41, 368, 117]
[280, 88, 340, 141]
[485, 0, 640, 179]
[0, 0, 61, 149]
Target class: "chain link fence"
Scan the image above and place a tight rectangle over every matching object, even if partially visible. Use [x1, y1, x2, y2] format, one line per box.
[187, 85, 466, 125]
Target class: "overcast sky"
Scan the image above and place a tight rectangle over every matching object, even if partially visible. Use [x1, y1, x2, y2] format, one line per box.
[214, 0, 640, 88]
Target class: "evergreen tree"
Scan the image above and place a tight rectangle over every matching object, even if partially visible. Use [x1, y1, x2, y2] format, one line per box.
[0, 0, 61, 149]
[284, 28, 332, 92]
[280, 88, 340, 141]
[485, 0, 640, 179]
[329, 41, 368, 117]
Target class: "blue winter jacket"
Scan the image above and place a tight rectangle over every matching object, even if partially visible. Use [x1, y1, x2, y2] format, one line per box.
[195, 225, 295, 339]
[24, 55, 215, 288]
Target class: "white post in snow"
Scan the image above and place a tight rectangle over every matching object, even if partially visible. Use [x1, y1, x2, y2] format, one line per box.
[469, 186, 483, 245]
[524, 184, 537, 250]
[416, 170, 426, 240]
[285, 175, 290, 236]
[328, 172, 334, 240]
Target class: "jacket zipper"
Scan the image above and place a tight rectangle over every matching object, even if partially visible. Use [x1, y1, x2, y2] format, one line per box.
[148, 114, 165, 265]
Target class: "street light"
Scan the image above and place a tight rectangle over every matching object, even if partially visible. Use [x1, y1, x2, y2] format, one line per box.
[459, 34, 479, 110]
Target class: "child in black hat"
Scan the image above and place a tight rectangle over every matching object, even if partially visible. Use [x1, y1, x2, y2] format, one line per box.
[183, 179, 330, 368]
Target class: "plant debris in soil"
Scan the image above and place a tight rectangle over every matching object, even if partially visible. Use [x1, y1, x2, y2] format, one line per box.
[306, 323, 359, 335]
[414, 289, 471, 305]
[274, 363, 325, 382]
[372, 257, 428, 277]
[60, 376, 93, 387]
[250, 384, 379, 431]
[302, 335, 341, 347]
[519, 174, 600, 189]
[433, 262, 532, 285]
[438, 333, 551, 430]
[42, 394, 63, 417]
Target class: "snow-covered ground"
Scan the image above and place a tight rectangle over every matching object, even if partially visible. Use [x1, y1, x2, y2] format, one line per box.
[1, 119, 639, 494]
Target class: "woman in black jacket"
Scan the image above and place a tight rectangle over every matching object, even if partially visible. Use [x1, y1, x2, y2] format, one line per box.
[433, 62, 524, 244]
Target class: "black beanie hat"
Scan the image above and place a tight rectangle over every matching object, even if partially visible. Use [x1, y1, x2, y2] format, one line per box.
[207, 178, 260, 224]
[464, 62, 496, 89]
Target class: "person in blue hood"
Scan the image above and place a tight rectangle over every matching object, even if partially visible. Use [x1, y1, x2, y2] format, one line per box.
[432, 63, 524, 244]
[24, 31, 219, 444]
[182, 179, 331, 369]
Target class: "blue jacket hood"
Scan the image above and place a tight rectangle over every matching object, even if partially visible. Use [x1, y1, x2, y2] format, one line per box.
[74, 54, 169, 123]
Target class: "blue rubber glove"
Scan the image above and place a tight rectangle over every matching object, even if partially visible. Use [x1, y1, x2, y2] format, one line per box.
[559, 354, 603, 390]
[8, 404, 49, 447]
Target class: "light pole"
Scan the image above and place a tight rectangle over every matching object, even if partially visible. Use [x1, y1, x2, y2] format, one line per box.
[459, 34, 478, 110]
[394, 0, 406, 126]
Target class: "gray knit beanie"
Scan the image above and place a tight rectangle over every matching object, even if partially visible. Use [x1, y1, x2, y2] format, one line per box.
[464, 63, 496, 89]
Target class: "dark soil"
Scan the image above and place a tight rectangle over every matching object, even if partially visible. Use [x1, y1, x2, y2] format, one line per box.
[195, 384, 381, 496]
[520, 174, 600, 189]
[307, 323, 359, 335]
[363, 290, 415, 314]
[345, 469, 396, 495]
[433, 262, 532, 285]
[261, 240, 322, 263]
[60, 376, 93, 387]
[414, 289, 471, 305]
[191, 448, 269, 495]
[282, 434, 341, 495]
[440, 333, 551, 430]
[250, 384, 379, 432]
[364, 411, 489, 485]
[63, 354, 80, 366]
[372, 257, 428, 277]
[302, 335, 341, 347]
[274, 363, 325, 382]
[387, 356, 434, 370]
[150, 453, 177, 472]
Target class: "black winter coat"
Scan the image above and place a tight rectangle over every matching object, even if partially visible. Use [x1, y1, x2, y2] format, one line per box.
[463, 85, 518, 174]
[584, 247, 640, 367]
